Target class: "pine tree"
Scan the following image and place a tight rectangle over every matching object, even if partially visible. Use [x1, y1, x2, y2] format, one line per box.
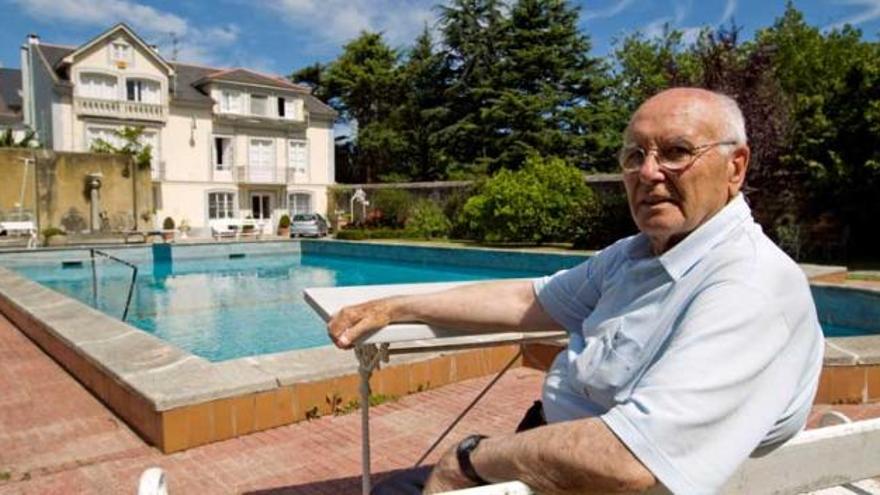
[436, 0, 507, 177]
[322, 32, 404, 182]
[393, 26, 452, 181]
[489, 0, 612, 171]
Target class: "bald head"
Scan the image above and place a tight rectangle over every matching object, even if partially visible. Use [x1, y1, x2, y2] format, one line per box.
[629, 88, 747, 146]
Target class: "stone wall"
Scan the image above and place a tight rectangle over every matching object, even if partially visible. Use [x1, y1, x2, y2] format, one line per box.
[0, 149, 152, 234]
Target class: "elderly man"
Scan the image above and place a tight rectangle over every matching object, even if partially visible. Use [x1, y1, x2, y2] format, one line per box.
[328, 88, 823, 494]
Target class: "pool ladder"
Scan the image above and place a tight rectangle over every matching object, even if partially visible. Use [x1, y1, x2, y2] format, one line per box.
[89, 249, 138, 322]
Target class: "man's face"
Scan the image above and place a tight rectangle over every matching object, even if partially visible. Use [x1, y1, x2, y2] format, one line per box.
[622, 91, 747, 253]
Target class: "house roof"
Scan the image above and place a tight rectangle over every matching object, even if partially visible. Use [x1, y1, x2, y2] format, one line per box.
[37, 43, 75, 70]
[0, 68, 23, 125]
[196, 68, 309, 92]
[62, 23, 174, 75]
[24, 29, 338, 118]
[170, 62, 217, 105]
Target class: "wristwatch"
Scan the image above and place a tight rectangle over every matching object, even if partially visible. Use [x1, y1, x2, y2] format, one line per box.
[456, 434, 489, 485]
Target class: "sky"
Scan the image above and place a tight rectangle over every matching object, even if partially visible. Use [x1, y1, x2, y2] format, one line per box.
[0, 0, 878, 76]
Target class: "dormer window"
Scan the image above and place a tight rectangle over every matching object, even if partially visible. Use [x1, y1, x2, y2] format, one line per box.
[220, 90, 241, 114]
[250, 94, 268, 116]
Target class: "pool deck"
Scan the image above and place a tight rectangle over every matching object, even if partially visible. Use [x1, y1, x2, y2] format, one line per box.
[2, 310, 880, 494]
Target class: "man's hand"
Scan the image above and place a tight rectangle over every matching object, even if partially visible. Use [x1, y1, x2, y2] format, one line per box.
[423, 445, 478, 494]
[327, 298, 398, 349]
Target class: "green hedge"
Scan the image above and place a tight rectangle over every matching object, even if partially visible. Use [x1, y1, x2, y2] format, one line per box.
[336, 228, 423, 240]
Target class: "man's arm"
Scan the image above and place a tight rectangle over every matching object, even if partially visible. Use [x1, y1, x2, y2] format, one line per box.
[328, 280, 562, 349]
[425, 418, 656, 494]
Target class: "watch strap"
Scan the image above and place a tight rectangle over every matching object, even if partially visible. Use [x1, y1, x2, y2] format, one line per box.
[456, 434, 489, 485]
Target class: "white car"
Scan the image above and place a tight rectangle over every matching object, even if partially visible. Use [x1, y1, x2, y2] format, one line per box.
[290, 213, 329, 237]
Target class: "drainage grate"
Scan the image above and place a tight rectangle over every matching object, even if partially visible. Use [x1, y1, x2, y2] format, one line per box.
[229, 253, 246, 259]
[61, 260, 84, 269]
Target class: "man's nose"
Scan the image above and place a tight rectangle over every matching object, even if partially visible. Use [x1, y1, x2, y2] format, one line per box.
[637, 150, 665, 183]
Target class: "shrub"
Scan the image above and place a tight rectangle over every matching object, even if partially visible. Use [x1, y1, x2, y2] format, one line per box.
[41, 227, 66, 238]
[571, 189, 637, 249]
[460, 156, 595, 244]
[278, 214, 291, 228]
[370, 189, 414, 228]
[335, 228, 421, 240]
[162, 217, 175, 230]
[405, 200, 451, 238]
[336, 229, 368, 241]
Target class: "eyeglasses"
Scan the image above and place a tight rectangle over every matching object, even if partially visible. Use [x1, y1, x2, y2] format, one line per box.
[618, 140, 738, 173]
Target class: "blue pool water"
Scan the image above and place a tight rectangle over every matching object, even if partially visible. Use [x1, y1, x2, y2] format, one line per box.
[12, 253, 543, 361]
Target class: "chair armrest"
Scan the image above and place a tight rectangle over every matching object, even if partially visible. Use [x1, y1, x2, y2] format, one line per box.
[303, 281, 564, 349]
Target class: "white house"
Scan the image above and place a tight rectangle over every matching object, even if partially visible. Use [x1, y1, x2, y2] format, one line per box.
[9, 23, 337, 235]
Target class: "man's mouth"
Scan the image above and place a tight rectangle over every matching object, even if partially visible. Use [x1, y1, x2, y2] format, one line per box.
[641, 196, 676, 207]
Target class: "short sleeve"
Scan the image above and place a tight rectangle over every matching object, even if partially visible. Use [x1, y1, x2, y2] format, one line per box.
[601, 281, 814, 494]
[532, 257, 602, 334]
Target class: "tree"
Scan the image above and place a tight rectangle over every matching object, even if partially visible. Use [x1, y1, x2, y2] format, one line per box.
[322, 32, 404, 182]
[0, 129, 37, 148]
[755, 3, 880, 257]
[393, 26, 452, 181]
[90, 126, 153, 171]
[436, 0, 508, 177]
[485, 0, 613, 171]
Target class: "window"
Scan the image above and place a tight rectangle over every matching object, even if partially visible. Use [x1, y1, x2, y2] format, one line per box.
[79, 73, 118, 100]
[126, 79, 160, 104]
[287, 139, 307, 176]
[250, 94, 268, 116]
[249, 138, 276, 182]
[277, 97, 286, 118]
[249, 139, 275, 169]
[111, 42, 132, 63]
[289, 193, 312, 215]
[213, 137, 233, 171]
[220, 90, 241, 113]
[208, 192, 235, 219]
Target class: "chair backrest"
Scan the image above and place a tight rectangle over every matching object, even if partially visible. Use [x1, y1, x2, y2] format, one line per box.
[208, 219, 234, 233]
[721, 417, 880, 494]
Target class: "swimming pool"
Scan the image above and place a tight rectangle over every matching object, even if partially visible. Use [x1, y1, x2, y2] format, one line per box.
[11, 250, 542, 361]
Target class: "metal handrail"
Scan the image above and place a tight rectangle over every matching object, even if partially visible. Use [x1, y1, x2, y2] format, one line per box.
[90, 249, 138, 321]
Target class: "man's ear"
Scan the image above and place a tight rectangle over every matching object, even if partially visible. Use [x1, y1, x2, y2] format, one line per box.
[727, 145, 750, 195]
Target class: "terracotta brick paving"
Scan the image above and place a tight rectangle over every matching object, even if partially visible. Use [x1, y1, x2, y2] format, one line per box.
[1, 311, 880, 494]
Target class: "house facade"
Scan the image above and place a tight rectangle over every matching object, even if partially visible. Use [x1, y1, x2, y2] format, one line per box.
[11, 23, 336, 235]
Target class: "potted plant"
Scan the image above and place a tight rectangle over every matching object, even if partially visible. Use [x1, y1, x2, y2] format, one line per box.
[278, 214, 291, 237]
[42, 227, 67, 247]
[162, 217, 175, 242]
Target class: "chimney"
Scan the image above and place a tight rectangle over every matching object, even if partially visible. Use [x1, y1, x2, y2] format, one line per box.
[27, 33, 39, 45]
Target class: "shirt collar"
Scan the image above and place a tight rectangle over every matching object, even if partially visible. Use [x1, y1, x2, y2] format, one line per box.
[628, 194, 752, 281]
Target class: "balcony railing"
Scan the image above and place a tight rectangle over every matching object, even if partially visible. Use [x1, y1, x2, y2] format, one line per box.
[74, 97, 167, 122]
[234, 166, 306, 184]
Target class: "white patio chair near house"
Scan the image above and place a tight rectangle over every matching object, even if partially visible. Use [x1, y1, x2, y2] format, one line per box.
[0, 221, 37, 249]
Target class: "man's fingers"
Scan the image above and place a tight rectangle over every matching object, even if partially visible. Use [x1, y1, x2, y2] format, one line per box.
[338, 316, 383, 349]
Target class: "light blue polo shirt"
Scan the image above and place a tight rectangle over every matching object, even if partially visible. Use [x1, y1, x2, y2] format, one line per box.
[533, 194, 824, 494]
